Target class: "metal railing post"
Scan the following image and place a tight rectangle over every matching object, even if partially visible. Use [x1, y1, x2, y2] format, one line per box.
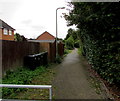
[0, 84, 52, 100]
[49, 87, 52, 100]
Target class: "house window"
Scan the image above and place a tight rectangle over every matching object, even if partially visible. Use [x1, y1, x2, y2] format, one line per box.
[4, 28, 8, 35]
[9, 30, 12, 35]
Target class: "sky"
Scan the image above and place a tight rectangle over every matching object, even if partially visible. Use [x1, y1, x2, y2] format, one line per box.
[0, 0, 75, 39]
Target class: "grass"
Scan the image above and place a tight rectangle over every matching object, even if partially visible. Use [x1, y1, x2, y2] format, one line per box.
[55, 55, 62, 63]
[64, 49, 72, 57]
[89, 76, 102, 94]
[2, 65, 56, 100]
[77, 48, 82, 55]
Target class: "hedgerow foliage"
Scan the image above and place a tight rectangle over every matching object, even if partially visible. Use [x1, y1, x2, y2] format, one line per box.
[65, 2, 120, 85]
[65, 28, 80, 49]
[65, 36, 74, 49]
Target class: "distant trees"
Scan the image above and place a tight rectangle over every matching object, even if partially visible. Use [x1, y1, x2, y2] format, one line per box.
[14, 33, 27, 41]
[65, 36, 74, 49]
[64, 28, 80, 49]
[64, 2, 120, 85]
[65, 28, 73, 40]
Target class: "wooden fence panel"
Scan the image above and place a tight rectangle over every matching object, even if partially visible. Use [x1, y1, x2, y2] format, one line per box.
[49, 42, 56, 62]
[58, 42, 64, 56]
[0, 40, 2, 79]
[2, 40, 40, 74]
[1, 40, 64, 75]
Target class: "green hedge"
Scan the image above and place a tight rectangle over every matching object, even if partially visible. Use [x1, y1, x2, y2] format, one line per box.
[65, 2, 120, 85]
[82, 34, 120, 85]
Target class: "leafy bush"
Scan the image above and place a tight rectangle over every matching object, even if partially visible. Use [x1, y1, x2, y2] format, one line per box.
[55, 55, 62, 63]
[64, 49, 72, 55]
[65, 36, 74, 50]
[74, 40, 80, 48]
[64, 49, 72, 57]
[77, 48, 82, 55]
[2, 66, 46, 97]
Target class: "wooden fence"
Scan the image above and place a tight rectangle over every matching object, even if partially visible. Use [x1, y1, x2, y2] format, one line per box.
[1, 40, 64, 75]
[2, 40, 40, 74]
[58, 42, 64, 56]
[0, 40, 2, 79]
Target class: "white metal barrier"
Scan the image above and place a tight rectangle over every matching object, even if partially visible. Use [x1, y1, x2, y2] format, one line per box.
[0, 84, 52, 100]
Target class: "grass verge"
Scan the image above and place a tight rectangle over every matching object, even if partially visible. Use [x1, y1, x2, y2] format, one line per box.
[77, 48, 82, 55]
[2, 65, 56, 100]
[64, 49, 72, 57]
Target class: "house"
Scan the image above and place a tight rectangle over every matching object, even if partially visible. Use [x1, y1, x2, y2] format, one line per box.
[36, 31, 55, 40]
[0, 19, 15, 41]
[29, 31, 63, 43]
[28, 31, 56, 43]
[36, 31, 56, 43]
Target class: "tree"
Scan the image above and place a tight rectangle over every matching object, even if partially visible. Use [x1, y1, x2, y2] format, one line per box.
[65, 36, 74, 49]
[74, 40, 80, 48]
[65, 28, 73, 40]
[14, 33, 27, 41]
[65, 28, 80, 48]
[65, 28, 78, 40]
[64, 2, 120, 85]
[65, 2, 120, 42]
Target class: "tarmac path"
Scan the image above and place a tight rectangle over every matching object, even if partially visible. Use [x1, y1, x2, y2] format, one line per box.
[53, 49, 107, 99]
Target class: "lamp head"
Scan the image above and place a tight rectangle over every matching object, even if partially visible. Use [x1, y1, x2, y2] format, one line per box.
[57, 7, 65, 10]
[61, 7, 65, 9]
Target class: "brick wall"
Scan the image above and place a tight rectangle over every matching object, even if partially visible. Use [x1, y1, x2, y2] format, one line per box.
[0, 28, 14, 40]
[36, 31, 55, 40]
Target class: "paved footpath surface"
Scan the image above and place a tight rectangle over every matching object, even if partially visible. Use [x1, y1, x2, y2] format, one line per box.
[53, 49, 107, 99]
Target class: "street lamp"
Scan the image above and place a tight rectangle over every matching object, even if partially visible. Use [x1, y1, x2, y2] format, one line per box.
[56, 7, 65, 59]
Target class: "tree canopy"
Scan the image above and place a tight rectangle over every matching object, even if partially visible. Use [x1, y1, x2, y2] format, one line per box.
[14, 33, 27, 41]
[65, 2, 120, 85]
[64, 28, 80, 48]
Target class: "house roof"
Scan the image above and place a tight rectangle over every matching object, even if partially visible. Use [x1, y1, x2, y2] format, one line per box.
[0, 19, 15, 30]
[28, 39, 64, 44]
[28, 39, 55, 43]
[36, 31, 55, 40]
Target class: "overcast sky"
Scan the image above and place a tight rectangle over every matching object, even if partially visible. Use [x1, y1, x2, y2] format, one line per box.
[0, 0, 75, 39]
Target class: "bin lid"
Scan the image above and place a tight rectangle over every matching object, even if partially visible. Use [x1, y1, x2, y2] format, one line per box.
[27, 55, 35, 57]
[27, 51, 48, 57]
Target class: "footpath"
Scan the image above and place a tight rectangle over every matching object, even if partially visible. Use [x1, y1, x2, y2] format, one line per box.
[53, 49, 108, 99]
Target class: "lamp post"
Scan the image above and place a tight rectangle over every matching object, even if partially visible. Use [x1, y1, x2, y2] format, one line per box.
[56, 7, 65, 59]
